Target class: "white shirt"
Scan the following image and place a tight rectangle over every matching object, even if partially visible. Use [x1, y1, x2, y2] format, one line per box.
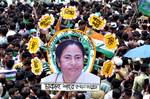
[104, 90, 113, 99]
[143, 94, 150, 99]
[41, 72, 100, 84]
[0, 36, 7, 45]
[6, 30, 16, 37]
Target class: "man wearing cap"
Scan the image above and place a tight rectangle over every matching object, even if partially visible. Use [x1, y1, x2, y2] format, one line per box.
[113, 56, 128, 81]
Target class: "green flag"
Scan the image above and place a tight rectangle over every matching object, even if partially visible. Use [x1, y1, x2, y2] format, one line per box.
[139, 0, 150, 16]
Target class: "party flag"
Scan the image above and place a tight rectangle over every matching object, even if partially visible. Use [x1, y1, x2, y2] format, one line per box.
[139, 0, 150, 16]
[55, 18, 61, 31]
[85, 27, 114, 58]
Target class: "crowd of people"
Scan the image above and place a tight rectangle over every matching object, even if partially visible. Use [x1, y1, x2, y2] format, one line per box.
[0, 0, 150, 99]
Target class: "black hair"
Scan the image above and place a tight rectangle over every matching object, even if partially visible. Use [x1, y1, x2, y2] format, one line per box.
[112, 89, 121, 99]
[133, 91, 143, 99]
[24, 12, 30, 20]
[7, 35, 15, 43]
[122, 33, 129, 41]
[23, 58, 31, 66]
[14, 80, 25, 92]
[5, 48, 13, 54]
[0, 43, 7, 49]
[111, 78, 121, 89]
[70, 0, 79, 6]
[143, 78, 149, 90]
[19, 22, 26, 30]
[8, 87, 18, 96]
[0, 25, 8, 36]
[6, 59, 14, 69]
[78, 20, 86, 26]
[21, 51, 32, 59]
[26, 22, 35, 30]
[132, 31, 141, 37]
[5, 80, 15, 91]
[141, 31, 149, 40]
[124, 89, 132, 97]
[36, 89, 50, 98]
[140, 63, 148, 73]
[9, 22, 16, 30]
[20, 87, 30, 98]
[55, 40, 85, 62]
[30, 84, 40, 96]
[123, 80, 133, 89]
[133, 61, 141, 71]
[76, 93, 85, 99]
[25, 71, 36, 82]
[130, 23, 139, 30]
[11, 95, 23, 99]
[38, 96, 51, 99]
[16, 72, 25, 81]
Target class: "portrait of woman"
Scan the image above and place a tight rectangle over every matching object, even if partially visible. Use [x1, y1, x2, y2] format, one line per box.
[41, 39, 100, 84]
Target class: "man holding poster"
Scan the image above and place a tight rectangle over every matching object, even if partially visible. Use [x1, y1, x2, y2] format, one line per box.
[41, 39, 100, 84]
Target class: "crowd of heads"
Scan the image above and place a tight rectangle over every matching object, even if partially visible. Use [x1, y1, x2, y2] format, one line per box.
[0, 0, 150, 99]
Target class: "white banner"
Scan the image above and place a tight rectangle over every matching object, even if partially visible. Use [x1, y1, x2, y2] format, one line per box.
[41, 83, 100, 91]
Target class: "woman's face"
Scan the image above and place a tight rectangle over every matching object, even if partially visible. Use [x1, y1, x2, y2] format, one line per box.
[58, 44, 84, 83]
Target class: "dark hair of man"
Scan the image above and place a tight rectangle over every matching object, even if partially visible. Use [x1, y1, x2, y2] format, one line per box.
[20, 87, 30, 98]
[55, 40, 85, 62]
[5, 80, 15, 91]
[133, 61, 141, 71]
[111, 78, 121, 89]
[112, 88, 121, 99]
[133, 91, 143, 99]
[140, 63, 148, 73]
[8, 87, 18, 97]
[9, 22, 16, 30]
[124, 89, 132, 97]
[6, 59, 14, 69]
[16, 72, 24, 81]
[0, 25, 8, 36]
[11, 95, 23, 99]
[76, 93, 85, 99]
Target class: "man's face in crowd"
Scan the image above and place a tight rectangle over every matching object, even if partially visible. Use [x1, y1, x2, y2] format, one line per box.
[2, 52, 12, 66]
[58, 44, 84, 83]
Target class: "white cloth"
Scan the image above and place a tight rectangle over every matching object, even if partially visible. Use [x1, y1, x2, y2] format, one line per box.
[143, 94, 150, 99]
[41, 72, 100, 84]
[6, 30, 16, 37]
[0, 83, 3, 97]
[18, 29, 28, 36]
[0, 36, 8, 45]
[104, 90, 113, 99]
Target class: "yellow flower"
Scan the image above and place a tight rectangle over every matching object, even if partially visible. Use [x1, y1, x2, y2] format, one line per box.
[104, 33, 118, 50]
[28, 37, 40, 54]
[88, 14, 106, 30]
[60, 6, 77, 20]
[38, 14, 54, 29]
[31, 57, 43, 75]
[101, 60, 115, 78]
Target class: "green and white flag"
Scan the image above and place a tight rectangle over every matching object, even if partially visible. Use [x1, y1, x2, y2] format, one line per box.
[92, 39, 114, 58]
[139, 0, 150, 16]
[0, 69, 17, 81]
